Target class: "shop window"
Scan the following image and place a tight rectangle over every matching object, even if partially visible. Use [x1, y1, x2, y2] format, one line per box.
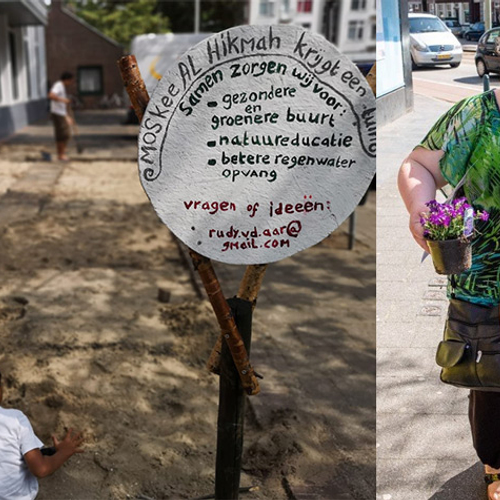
[78, 66, 103, 95]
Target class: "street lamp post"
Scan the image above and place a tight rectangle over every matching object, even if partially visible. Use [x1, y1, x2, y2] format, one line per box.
[485, 0, 492, 30]
[194, 0, 200, 34]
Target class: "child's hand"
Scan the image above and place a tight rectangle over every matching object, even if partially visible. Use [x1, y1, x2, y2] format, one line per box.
[52, 428, 84, 457]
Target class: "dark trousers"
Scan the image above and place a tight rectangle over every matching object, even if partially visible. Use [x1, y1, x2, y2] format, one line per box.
[469, 390, 500, 468]
[447, 299, 500, 468]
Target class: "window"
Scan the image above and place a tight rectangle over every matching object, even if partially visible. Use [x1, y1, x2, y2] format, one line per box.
[351, 0, 367, 10]
[36, 27, 45, 99]
[486, 30, 500, 43]
[348, 20, 365, 40]
[297, 0, 313, 13]
[9, 31, 19, 100]
[78, 66, 103, 95]
[371, 22, 376, 40]
[259, 0, 275, 16]
[23, 38, 32, 99]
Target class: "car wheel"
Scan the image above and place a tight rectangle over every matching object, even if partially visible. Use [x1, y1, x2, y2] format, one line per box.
[450, 62, 460, 68]
[465, 34, 470, 40]
[476, 58, 489, 77]
[411, 56, 419, 71]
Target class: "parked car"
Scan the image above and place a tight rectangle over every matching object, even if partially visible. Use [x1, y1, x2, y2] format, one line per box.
[409, 13, 463, 69]
[444, 19, 463, 37]
[475, 27, 500, 77]
[464, 22, 485, 41]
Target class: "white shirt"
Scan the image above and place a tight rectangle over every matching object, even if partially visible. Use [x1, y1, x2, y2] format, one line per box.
[49, 81, 68, 117]
[0, 407, 43, 500]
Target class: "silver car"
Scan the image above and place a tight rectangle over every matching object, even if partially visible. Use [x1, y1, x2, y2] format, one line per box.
[409, 13, 463, 69]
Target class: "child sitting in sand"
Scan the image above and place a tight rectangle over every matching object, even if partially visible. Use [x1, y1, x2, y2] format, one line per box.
[0, 370, 84, 499]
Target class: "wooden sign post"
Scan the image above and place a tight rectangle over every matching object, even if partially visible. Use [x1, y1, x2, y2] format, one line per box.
[119, 24, 375, 499]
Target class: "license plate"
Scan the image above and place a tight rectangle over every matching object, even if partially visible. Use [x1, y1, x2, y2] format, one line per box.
[437, 53, 452, 60]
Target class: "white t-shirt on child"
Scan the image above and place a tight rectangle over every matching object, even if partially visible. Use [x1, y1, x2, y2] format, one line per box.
[0, 407, 44, 500]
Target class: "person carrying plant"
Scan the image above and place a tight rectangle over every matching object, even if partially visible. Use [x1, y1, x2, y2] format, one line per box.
[398, 88, 500, 500]
[0, 370, 84, 499]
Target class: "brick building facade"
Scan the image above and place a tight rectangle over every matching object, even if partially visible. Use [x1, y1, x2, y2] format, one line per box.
[46, 1, 124, 108]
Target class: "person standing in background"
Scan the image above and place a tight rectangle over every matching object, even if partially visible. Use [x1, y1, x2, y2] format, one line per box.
[48, 72, 74, 161]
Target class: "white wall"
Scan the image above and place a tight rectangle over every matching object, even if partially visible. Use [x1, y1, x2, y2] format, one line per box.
[0, 11, 48, 140]
[0, 18, 47, 107]
[250, 0, 316, 29]
[0, 14, 10, 106]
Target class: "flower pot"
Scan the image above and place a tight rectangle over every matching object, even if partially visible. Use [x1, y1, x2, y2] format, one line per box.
[426, 237, 472, 275]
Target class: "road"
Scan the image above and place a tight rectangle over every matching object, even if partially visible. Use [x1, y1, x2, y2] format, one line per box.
[412, 46, 496, 102]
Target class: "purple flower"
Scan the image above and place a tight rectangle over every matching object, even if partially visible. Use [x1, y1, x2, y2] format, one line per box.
[419, 197, 488, 240]
[429, 213, 444, 225]
[453, 197, 467, 206]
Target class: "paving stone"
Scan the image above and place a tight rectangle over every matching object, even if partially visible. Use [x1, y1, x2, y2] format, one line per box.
[377, 459, 437, 500]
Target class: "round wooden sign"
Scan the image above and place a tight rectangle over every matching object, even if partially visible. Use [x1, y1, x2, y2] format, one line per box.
[138, 25, 375, 265]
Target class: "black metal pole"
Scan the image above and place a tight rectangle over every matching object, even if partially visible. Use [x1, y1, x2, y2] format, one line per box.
[484, 74, 490, 92]
[215, 298, 253, 500]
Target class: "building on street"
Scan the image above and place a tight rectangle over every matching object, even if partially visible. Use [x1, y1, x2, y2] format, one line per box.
[0, 0, 48, 141]
[46, 1, 124, 109]
[249, 0, 376, 65]
[427, 0, 475, 24]
[410, 0, 498, 25]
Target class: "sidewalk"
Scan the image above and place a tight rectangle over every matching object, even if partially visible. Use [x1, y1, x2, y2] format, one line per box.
[377, 94, 484, 499]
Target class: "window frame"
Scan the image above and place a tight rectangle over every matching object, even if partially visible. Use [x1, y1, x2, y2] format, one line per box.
[77, 65, 104, 96]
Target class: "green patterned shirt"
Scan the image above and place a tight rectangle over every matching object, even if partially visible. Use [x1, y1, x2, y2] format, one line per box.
[418, 90, 500, 306]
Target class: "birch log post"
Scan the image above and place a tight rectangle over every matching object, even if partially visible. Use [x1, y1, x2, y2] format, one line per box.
[207, 264, 268, 373]
[117, 55, 260, 396]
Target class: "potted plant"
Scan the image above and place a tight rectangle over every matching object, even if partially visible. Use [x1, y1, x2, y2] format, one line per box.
[421, 197, 489, 275]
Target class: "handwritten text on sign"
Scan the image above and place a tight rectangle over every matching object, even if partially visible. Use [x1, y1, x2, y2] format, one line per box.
[138, 25, 375, 264]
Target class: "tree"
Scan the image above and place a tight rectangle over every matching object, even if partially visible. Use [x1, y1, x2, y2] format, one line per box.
[200, 0, 247, 32]
[65, 0, 171, 47]
[155, 0, 247, 33]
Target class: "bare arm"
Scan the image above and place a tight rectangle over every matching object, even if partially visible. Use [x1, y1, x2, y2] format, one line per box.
[48, 91, 70, 105]
[397, 147, 448, 252]
[23, 428, 84, 479]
